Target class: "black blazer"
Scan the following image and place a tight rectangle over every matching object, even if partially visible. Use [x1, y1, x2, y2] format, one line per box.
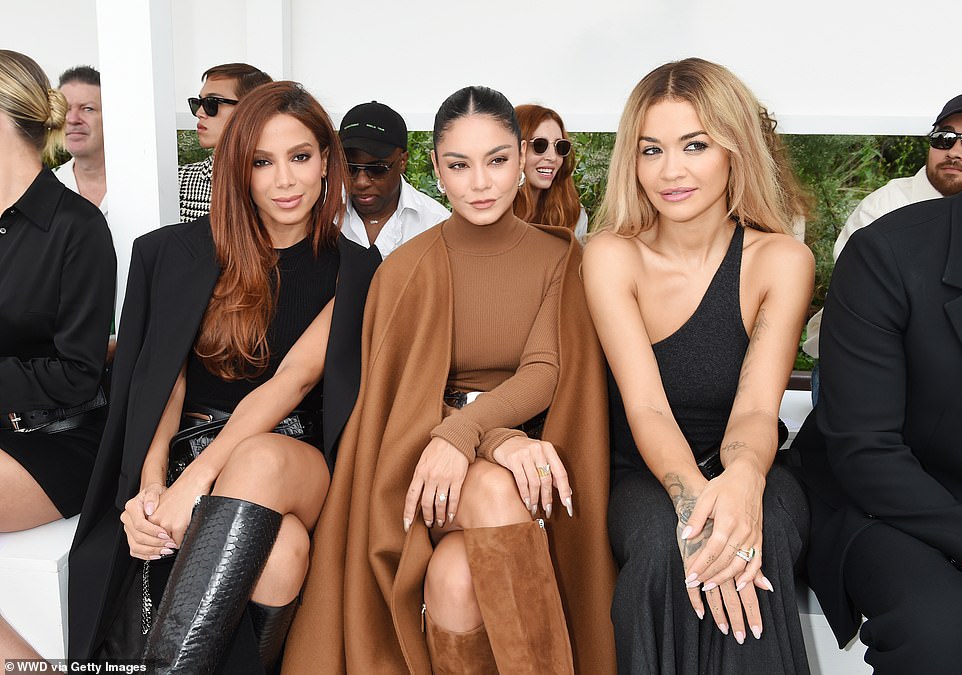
[67, 218, 379, 657]
[795, 192, 962, 643]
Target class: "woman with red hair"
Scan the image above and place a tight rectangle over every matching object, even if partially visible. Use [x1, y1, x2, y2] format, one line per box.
[513, 104, 588, 240]
[69, 81, 375, 674]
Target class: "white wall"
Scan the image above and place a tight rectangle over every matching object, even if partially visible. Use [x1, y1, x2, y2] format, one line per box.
[6, 0, 960, 136]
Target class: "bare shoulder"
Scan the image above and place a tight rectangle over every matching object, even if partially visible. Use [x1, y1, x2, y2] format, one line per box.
[583, 230, 643, 276]
[743, 228, 814, 276]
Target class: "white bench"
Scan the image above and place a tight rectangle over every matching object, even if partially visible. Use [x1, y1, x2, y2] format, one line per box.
[0, 515, 78, 659]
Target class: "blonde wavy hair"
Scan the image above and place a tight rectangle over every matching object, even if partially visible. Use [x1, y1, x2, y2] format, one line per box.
[594, 57, 806, 237]
[0, 50, 66, 164]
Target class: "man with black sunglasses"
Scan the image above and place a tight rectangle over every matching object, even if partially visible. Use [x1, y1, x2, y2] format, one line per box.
[803, 93, 962, 402]
[178, 63, 272, 221]
[338, 101, 448, 258]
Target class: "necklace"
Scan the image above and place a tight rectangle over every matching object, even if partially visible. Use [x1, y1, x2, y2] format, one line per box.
[368, 218, 379, 225]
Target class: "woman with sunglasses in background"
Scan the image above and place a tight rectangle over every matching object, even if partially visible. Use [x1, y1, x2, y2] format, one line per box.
[0, 49, 114, 664]
[583, 58, 813, 674]
[513, 104, 589, 242]
[282, 85, 616, 674]
[178, 62, 272, 222]
[69, 81, 376, 674]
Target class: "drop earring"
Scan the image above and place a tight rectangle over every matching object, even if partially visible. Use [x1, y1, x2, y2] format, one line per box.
[518, 173, 526, 187]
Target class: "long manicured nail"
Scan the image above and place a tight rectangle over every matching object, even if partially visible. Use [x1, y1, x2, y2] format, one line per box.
[160, 548, 173, 556]
[718, 623, 729, 635]
[403, 518, 411, 532]
[734, 631, 745, 645]
[762, 576, 774, 592]
[436, 519, 444, 528]
[564, 497, 573, 517]
[681, 525, 693, 540]
[546, 504, 553, 519]
[695, 607, 704, 620]
[144, 503, 155, 516]
[702, 582, 717, 592]
[736, 580, 747, 592]
[685, 579, 701, 589]
[685, 572, 698, 584]
[149, 555, 161, 561]
[424, 519, 432, 529]
[751, 625, 762, 640]
[523, 497, 531, 509]
[158, 531, 171, 540]
[530, 505, 538, 517]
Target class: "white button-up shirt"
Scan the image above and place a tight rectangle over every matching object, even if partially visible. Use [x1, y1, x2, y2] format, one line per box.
[340, 177, 449, 258]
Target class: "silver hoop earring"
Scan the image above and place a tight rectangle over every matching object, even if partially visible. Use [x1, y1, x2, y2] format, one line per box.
[436, 178, 446, 195]
[320, 176, 328, 205]
[518, 173, 526, 188]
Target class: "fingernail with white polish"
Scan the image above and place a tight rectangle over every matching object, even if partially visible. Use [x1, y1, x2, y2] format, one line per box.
[436, 520, 444, 528]
[735, 631, 745, 645]
[719, 623, 729, 635]
[403, 518, 411, 532]
[762, 576, 774, 592]
[685, 579, 701, 589]
[546, 504, 553, 519]
[424, 520, 432, 529]
[448, 512, 455, 522]
[681, 526, 693, 540]
[160, 548, 173, 556]
[564, 497, 573, 517]
[702, 582, 717, 592]
[695, 607, 704, 620]
[736, 580, 746, 592]
[531, 505, 538, 517]
[751, 625, 762, 640]
[149, 555, 161, 561]
[524, 497, 531, 509]
[685, 572, 698, 584]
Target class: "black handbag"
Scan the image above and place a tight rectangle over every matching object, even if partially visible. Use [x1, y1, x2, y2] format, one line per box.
[166, 407, 321, 486]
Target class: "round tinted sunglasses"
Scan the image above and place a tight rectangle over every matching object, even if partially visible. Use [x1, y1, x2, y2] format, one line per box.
[529, 137, 572, 157]
[929, 129, 962, 151]
[347, 157, 400, 180]
[188, 95, 239, 117]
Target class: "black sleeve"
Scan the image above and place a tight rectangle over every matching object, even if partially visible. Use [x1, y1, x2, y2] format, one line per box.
[0, 208, 116, 410]
[818, 226, 962, 561]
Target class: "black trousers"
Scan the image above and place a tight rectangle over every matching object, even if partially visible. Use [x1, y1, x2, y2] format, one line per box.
[844, 522, 962, 674]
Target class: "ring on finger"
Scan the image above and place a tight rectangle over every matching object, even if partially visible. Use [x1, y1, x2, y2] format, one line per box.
[536, 464, 551, 478]
[437, 491, 447, 503]
[735, 546, 756, 563]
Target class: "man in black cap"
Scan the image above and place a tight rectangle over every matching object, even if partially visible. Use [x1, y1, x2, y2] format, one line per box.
[803, 93, 962, 401]
[339, 101, 448, 258]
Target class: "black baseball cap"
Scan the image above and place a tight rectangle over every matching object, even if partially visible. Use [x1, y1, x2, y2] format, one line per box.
[934, 94, 962, 127]
[339, 101, 407, 158]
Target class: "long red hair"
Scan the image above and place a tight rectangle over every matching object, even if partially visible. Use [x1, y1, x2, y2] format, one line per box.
[194, 81, 347, 380]
[512, 104, 581, 230]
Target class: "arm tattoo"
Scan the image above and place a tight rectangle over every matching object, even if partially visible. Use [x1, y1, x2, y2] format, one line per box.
[720, 440, 746, 462]
[736, 308, 768, 394]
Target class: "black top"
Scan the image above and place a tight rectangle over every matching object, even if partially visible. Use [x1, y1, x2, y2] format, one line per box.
[610, 225, 748, 480]
[0, 168, 115, 411]
[185, 236, 338, 412]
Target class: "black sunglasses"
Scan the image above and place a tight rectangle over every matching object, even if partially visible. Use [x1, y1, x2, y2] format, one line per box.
[188, 95, 239, 117]
[929, 129, 962, 151]
[347, 157, 400, 180]
[529, 137, 572, 157]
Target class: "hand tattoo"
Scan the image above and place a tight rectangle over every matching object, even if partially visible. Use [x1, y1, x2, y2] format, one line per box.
[665, 473, 714, 561]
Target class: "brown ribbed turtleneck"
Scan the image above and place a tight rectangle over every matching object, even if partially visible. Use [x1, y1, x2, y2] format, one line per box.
[430, 209, 567, 458]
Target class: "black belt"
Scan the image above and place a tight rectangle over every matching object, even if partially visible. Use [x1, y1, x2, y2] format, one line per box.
[442, 388, 547, 440]
[1, 388, 107, 434]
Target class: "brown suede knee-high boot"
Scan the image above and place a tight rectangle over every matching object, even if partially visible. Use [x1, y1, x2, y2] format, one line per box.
[425, 610, 498, 675]
[462, 520, 574, 675]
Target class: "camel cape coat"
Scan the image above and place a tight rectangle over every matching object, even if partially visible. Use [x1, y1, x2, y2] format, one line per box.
[282, 221, 617, 674]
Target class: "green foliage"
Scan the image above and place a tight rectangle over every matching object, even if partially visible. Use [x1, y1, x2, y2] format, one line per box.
[405, 131, 447, 206]
[570, 131, 616, 223]
[177, 130, 211, 166]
